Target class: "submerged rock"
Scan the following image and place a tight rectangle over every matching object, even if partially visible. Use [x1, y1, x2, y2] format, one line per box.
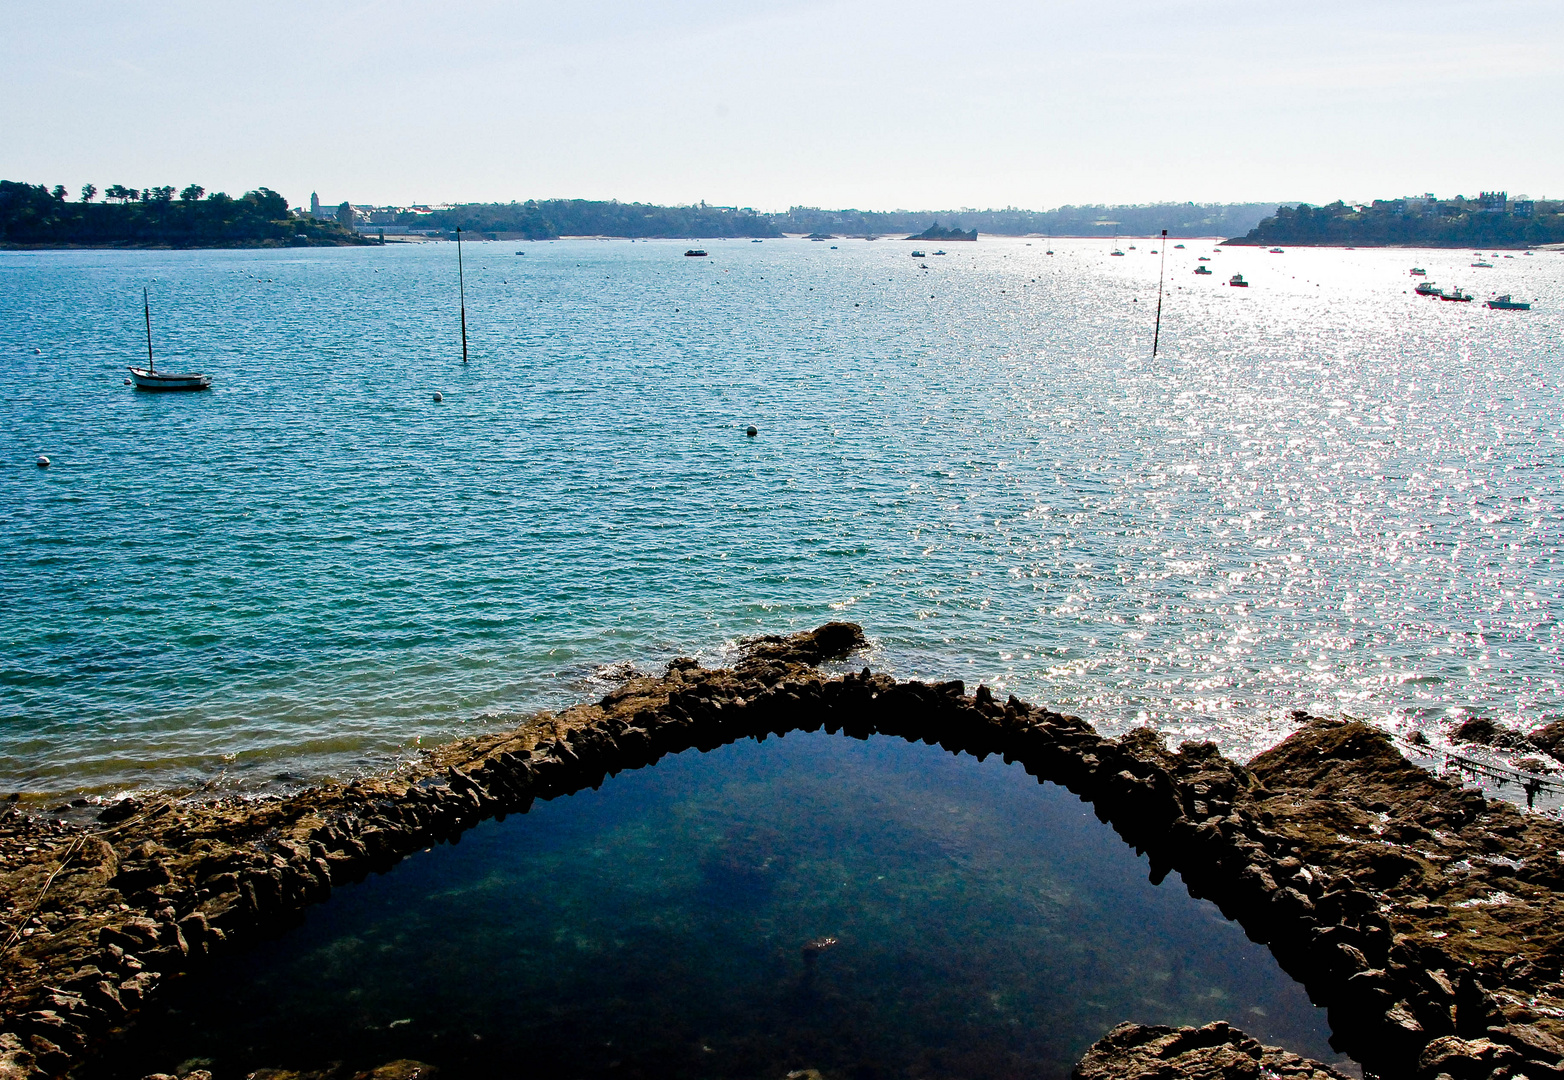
[1073, 1021, 1349, 1080]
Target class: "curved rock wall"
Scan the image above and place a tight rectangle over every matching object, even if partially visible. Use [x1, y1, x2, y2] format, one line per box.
[1, 623, 1561, 1080]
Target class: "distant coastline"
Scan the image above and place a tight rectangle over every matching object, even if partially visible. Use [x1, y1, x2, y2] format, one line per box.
[1224, 193, 1563, 249]
[0, 181, 371, 250]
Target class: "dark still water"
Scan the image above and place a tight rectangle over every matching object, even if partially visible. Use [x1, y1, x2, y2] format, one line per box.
[101, 733, 1346, 1080]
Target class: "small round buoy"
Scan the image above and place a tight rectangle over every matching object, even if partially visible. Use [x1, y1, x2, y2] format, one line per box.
[432, 392, 443, 402]
[34, 348, 41, 355]
[746, 426, 757, 437]
[124, 378, 131, 385]
[36, 455, 50, 468]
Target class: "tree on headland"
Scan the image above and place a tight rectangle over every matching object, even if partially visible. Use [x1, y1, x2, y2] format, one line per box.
[50, 185, 66, 202]
[0, 179, 372, 248]
[80, 184, 96, 203]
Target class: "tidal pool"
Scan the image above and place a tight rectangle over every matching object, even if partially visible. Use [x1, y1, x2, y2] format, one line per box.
[102, 733, 1350, 1079]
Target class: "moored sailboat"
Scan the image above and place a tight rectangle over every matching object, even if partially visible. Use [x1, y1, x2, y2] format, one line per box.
[127, 288, 211, 391]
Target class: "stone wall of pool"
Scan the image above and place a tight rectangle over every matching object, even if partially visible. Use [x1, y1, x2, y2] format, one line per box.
[1, 623, 1561, 1080]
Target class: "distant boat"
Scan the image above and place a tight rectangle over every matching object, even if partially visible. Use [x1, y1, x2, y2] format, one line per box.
[1269, 247, 1285, 254]
[1194, 266, 1213, 275]
[1410, 268, 1426, 276]
[1229, 273, 1248, 287]
[1486, 294, 1531, 310]
[1471, 260, 1493, 268]
[1127, 244, 1137, 250]
[1198, 256, 1211, 262]
[1414, 281, 1440, 296]
[1439, 286, 1473, 302]
[1174, 244, 1186, 249]
[910, 250, 925, 258]
[751, 239, 763, 243]
[933, 250, 947, 256]
[1110, 248, 1125, 256]
[127, 288, 210, 392]
[685, 249, 707, 257]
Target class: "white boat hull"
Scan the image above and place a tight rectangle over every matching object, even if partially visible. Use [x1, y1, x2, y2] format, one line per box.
[128, 367, 211, 391]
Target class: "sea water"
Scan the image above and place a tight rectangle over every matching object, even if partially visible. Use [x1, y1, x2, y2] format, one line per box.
[2, 239, 1562, 794]
[95, 732, 1348, 1080]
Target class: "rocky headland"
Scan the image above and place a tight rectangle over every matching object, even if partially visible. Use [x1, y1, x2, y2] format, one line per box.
[2, 623, 1562, 1080]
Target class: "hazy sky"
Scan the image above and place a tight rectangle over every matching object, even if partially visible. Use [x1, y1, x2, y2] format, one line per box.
[4, 0, 1559, 212]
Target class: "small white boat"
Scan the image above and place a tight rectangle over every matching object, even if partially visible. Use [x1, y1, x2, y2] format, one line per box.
[1471, 260, 1493, 268]
[128, 367, 211, 391]
[910, 250, 925, 258]
[1269, 247, 1285, 253]
[128, 289, 210, 392]
[1229, 273, 1248, 287]
[1194, 266, 1212, 275]
[1486, 294, 1531, 310]
[1410, 268, 1426, 276]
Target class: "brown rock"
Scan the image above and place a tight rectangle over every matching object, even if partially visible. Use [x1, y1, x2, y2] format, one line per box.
[1072, 1021, 1351, 1080]
[352, 1062, 438, 1080]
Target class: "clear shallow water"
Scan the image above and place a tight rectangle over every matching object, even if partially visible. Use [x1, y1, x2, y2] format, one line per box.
[2, 239, 1563, 793]
[97, 733, 1346, 1080]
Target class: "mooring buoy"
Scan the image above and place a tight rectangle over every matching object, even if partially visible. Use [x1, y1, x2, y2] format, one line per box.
[433, 392, 443, 402]
[746, 426, 757, 437]
[36, 456, 50, 468]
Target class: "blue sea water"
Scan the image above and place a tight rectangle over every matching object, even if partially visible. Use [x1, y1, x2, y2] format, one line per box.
[2, 239, 1562, 794]
[97, 732, 1347, 1080]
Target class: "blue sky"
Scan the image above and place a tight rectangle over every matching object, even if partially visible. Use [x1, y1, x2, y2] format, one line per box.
[3, 0, 1558, 211]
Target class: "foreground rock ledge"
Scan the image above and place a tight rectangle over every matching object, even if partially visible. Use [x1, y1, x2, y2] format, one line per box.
[2, 623, 1563, 1080]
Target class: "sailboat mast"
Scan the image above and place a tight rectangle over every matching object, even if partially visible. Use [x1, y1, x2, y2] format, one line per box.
[143, 287, 155, 373]
[457, 227, 469, 363]
[1152, 229, 1168, 357]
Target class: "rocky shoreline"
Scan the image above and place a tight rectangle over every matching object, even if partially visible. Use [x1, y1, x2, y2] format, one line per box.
[2, 623, 1562, 1080]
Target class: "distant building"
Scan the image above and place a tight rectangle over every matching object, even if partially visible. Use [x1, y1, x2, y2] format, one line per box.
[310, 192, 322, 218]
[1479, 191, 1508, 213]
[1512, 197, 1535, 218]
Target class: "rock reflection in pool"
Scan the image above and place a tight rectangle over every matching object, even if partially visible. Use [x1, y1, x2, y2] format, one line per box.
[105, 733, 1348, 1079]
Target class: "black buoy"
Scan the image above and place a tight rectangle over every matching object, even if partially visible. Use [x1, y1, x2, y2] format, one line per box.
[746, 426, 757, 437]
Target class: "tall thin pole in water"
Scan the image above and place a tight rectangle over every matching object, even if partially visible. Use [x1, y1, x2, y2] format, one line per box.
[143, 287, 154, 373]
[1152, 229, 1168, 357]
[456, 226, 469, 364]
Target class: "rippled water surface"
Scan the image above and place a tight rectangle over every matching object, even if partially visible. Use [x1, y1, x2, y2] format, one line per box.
[97, 733, 1345, 1080]
[2, 239, 1562, 792]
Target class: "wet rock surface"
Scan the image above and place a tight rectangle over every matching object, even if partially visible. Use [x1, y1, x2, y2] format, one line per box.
[2, 622, 1562, 1079]
[1073, 1021, 1350, 1080]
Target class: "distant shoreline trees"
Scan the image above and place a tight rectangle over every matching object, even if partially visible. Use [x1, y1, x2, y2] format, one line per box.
[1225, 196, 1564, 248]
[0, 181, 372, 248]
[393, 199, 1285, 241]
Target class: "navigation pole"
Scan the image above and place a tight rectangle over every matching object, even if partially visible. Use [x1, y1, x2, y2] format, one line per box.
[1152, 229, 1168, 358]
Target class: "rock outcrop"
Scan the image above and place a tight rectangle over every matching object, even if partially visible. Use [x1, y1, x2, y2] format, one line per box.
[2, 623, 1563, 1079]
[1073, 1021, 1349, 1080]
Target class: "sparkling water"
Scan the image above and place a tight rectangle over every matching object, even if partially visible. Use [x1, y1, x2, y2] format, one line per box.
[2, 239, 1561, 794]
